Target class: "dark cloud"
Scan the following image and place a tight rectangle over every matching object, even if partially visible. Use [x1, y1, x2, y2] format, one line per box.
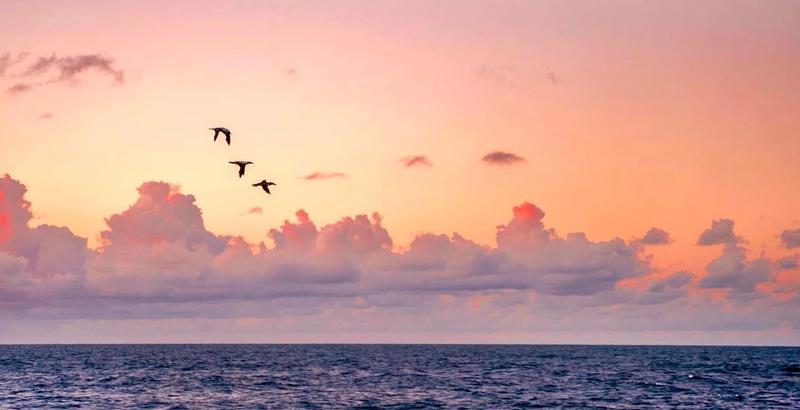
[481, 151, 526, 166]
[303, 172, 347, 180]
[697, 219, 740, 246]
[400, 155, 433, 168]
[776, 255, 798, 271]
[781, 228, 800, 249]
[1, 52, 124, 96]
[19, 53, 124, 83]
[639, 227, 673, 246]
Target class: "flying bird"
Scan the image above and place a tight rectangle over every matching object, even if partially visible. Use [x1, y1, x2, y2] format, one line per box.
[229, 161, 253, 178]
[209, 127, 232, 145]
[252, 180, 277, 194]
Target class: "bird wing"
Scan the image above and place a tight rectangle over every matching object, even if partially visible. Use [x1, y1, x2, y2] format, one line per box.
[225, 133, 231, 145]
[263, 185, 271, 194]
[212, 129, 219, 141]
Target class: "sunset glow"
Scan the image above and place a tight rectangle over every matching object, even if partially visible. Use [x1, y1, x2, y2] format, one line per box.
[1, 1, 799, 345]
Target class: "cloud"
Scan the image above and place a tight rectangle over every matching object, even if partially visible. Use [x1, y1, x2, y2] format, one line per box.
[1, 52, 124, 96]
[99, 181, 226, 253]
[303, 171, 347, 181]
[3, 174, 800, 343]
[6, 83, 32, 96]
[776, 255, 798, 271]
[400, 155, 433, 168]
[648, 271, 694, 293]
[638, 227, 673, 246]
[244, 207, 262, 215]
[19, 53, 124, 83]
[697, 218, 740, 246]
[699, 244, 770, 293]
[781, 228, 800, 249]
[39, 112, 53, 120]
[696, 219, 770, 294]
[0, 175, 88, 305]
[0, 53, 10, 77]
[545, 71, 560, 85]
[481, 151, 526, 166]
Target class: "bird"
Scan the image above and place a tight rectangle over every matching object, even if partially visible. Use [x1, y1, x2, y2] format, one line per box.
[252, 180, 277, 194]
[209, 127, 232, 145]
[229, 161, 253, 178]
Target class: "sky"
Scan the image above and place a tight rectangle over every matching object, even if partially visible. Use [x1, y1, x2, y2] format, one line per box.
[1, 0, 799, 344]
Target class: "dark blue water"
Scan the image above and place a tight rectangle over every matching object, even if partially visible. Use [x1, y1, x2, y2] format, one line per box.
[0, 345, 798, 409]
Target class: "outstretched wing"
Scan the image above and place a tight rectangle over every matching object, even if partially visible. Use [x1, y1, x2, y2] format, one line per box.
[225, 132, 231, 145]
[211, 128, 219, 141]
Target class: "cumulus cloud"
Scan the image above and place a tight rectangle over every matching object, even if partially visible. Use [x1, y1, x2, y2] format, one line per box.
[99, 182, 226, 253]
[0, 175, 88, 306]
[697, 218, 740, 246]
[3, 174, 800, 342]
[781, 228, 800, 249]
[303, 171, 346, 180]
[1, 52, 124, 96]
[638, 227, 673, 246]
[696, 219, 770, 294]
[481, 151, 525, 166]
[400, 155, 433, 168]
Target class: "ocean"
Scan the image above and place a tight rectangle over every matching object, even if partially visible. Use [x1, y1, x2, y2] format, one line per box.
[0, 344, 798, 408]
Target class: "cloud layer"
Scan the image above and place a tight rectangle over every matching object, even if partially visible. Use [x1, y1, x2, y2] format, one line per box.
[1, 174, 798, 341]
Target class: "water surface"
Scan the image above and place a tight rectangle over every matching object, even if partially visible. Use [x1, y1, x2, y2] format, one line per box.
[1, 344, 798, 408]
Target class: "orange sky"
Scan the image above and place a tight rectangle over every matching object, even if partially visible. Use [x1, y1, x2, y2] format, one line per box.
[1, 1, 799, 343]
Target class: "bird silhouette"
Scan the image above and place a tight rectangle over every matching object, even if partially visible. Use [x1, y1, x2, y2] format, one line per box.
[252, 180, 277, 194]
[209, 127, 232, 145]
[229, 161, 253, 178]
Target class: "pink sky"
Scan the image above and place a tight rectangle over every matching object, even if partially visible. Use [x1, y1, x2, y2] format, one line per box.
[1, 1, 799, 344]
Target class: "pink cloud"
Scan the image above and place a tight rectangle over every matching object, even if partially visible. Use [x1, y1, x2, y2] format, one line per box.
[244, 206, 262, 215]
[1, 174, 799, 342]
[303, 171, 347, 180]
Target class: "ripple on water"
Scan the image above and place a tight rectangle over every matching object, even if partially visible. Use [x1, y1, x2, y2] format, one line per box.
[0, 345, 799, 408]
